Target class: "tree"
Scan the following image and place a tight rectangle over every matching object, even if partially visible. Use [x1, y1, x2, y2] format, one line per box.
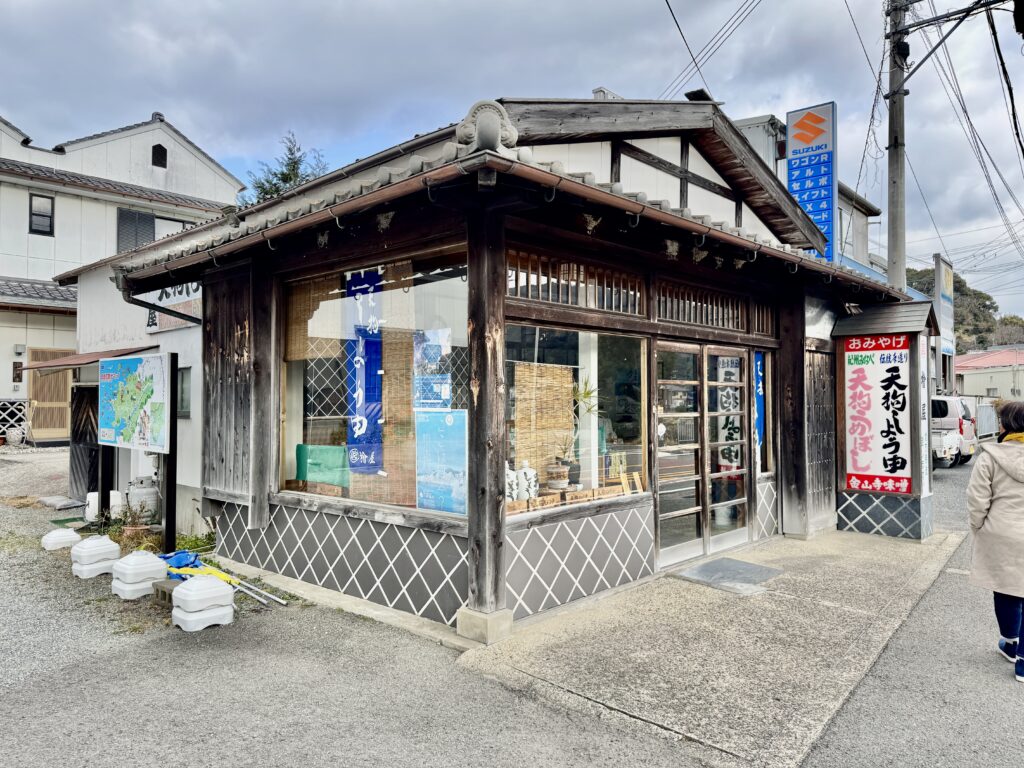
[906, 267, 999, 353]
[240, 131, 328, 206]
[994, 314, 1024, 345]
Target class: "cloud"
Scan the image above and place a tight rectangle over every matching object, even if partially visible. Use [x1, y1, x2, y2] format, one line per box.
[2, 0, 1022, 309]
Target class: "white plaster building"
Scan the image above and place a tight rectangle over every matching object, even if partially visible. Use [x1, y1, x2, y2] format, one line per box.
[2, 111, 241, 533]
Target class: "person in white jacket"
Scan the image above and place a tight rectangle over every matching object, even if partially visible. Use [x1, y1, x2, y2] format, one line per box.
[967, 400, 1024, 683]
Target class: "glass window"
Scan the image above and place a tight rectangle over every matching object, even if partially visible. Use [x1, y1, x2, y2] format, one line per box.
[506, 324, 646, 513]
[176, 367, 191, 418]
[29, 194, 54, 236]
[280, 255, 469, 515]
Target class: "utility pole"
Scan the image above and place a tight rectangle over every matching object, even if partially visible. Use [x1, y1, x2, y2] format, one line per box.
[887, 1, 909, 293]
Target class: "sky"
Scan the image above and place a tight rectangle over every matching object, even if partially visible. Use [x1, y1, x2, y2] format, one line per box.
[2, 0, 1023, 314]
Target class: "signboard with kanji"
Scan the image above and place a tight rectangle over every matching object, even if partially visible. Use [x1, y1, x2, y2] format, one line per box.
[843, 334, 913, 495]
[786, 102, 837, 262]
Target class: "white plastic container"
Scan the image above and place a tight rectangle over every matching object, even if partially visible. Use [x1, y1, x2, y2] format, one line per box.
[109, 491, 124, 520]
[85, 492, 99, 523]
[172, 575, 234, 612]
[111, 577, 157, 600]
[127, 478, 159, 520]
[112, 550, 166, 584]
[171, 604, 234, 632]
[70, 535, 120, 565]
[72, 559, 116, 579]
[41, 528, 82, 551]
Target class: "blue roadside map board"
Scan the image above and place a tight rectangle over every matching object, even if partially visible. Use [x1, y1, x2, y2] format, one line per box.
[98, 353, 170, 454]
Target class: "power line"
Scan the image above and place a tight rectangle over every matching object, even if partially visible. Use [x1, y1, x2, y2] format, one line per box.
[662, 0, 712, 96]
[658, 0, 754, 99]
[986, 8, 1024, 179]
[664, 0, 764, 100]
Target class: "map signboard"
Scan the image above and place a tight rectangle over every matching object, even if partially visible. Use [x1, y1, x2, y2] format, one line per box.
[786, 102, 837, 262]
[98, 353, 171, 453]
[843, 334, 912, 495]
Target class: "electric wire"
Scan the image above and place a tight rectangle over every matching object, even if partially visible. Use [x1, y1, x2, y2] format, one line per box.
[657, 0, 756, 99]
[663, 0, 764, 100]
[662, 0, 712, 96]
[985, 8, 1024, 180]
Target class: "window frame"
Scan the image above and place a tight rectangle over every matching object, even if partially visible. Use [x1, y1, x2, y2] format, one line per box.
[176, 367, 191, 419]
[276, 251, 472, 521]
[28, 194, 55, 237]
[151, 143, 168, 168]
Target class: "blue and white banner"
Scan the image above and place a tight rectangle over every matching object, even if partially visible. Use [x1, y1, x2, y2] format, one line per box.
[345, 267, 384, 474]
[786, 102, 838, 262]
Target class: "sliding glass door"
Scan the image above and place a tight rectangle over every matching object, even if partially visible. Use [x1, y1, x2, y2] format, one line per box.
[655, 343, 750, 565]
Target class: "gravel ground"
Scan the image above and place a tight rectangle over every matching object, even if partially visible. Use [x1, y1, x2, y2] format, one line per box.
[1, 455, 698, 768]
[0, 447, 71, 498]
[803, 458, 1020, 768]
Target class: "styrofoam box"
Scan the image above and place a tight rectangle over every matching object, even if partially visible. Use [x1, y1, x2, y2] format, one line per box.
[172, 575, 234, 612]
[41, 529, 82, 551]
[72, 559, 116, 579]
[71, 535, 120, 565]
[111, 577, 156, 600]
[171, 604, 234, 632]
[112, 551, 167, 584]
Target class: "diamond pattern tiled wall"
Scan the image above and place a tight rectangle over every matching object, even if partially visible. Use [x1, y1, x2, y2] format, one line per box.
[837, 492, 933, 540]
[505, 502, 655, 620]
[755, 478, 779, 540]
[216, 503, 468, 625]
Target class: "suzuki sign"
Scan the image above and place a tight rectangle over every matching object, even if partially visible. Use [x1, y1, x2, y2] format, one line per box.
[786, 102, 838, 262]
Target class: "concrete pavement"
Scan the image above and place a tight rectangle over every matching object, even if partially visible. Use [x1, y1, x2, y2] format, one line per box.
[803, 460, 1020, 768]
[461, 529, 963, 767]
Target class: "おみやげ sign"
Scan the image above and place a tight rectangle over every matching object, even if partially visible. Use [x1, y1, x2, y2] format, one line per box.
[843, 334, 913, 495]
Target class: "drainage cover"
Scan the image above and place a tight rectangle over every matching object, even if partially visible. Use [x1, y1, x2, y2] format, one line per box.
[669, 557, 782, 595]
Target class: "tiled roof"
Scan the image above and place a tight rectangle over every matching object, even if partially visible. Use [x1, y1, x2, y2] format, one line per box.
[112, 100, 906, 301]
[0, 156, 225, 211]
[0, 277, 77, 309]
[54, 112, 243, 189]
[956, 349, 1024, 369]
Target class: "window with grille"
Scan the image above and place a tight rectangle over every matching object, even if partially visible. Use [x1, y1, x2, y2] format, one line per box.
[657, 283, 745, 331]
[506, 249, 645, 316]
[657, 282, 776, 337]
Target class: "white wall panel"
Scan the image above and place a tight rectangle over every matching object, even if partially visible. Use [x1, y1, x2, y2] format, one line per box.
[528, 142, 611, 185]
[620, 155, 680, 209]
[54, 194, 83, 264]
[687, 146, 728, 186]
[688, 185, 736, 225]
[630, 137, 681, 165]
[741, 203, 775, 242]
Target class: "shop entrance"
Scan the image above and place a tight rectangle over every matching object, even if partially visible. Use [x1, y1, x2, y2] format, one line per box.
[655, 343, 750, 566]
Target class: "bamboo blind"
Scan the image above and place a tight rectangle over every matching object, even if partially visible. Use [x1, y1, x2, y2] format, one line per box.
[512, 362, 574, 485]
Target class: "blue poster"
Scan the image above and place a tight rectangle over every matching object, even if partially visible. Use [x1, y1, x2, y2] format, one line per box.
[413, 374, 452, 409]
[346, 268, 384, 474]
[415, 410, 468, 515]
[413, 328, 452, 408]
[753, 351, 766, 468]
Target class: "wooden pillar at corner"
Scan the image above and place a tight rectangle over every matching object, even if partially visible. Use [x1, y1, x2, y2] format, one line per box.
[459, 207, 511, 641]
[777, 290, 808, 537]
[247, 263, 275, 529]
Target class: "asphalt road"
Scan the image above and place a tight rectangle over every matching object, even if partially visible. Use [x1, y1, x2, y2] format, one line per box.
[804, 458, 1021, 768]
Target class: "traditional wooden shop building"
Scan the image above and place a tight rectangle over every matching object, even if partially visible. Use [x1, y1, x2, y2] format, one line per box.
[110, 98, 929, 642]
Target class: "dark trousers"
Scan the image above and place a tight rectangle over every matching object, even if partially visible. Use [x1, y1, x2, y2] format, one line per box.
[994, 592, 1024, 646]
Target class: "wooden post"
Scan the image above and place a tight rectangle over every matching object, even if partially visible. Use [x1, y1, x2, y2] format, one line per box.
[458, 207, 511, 641]
[247, 264, 275, 529]
[161, 352, 178, 553]
[776, 291, 807, 537]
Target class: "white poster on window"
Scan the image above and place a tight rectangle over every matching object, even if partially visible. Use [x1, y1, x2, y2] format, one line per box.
[844, 334, 913, 494]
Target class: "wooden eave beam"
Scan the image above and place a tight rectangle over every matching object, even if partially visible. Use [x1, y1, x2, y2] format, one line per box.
[501, 100, 715, 143]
